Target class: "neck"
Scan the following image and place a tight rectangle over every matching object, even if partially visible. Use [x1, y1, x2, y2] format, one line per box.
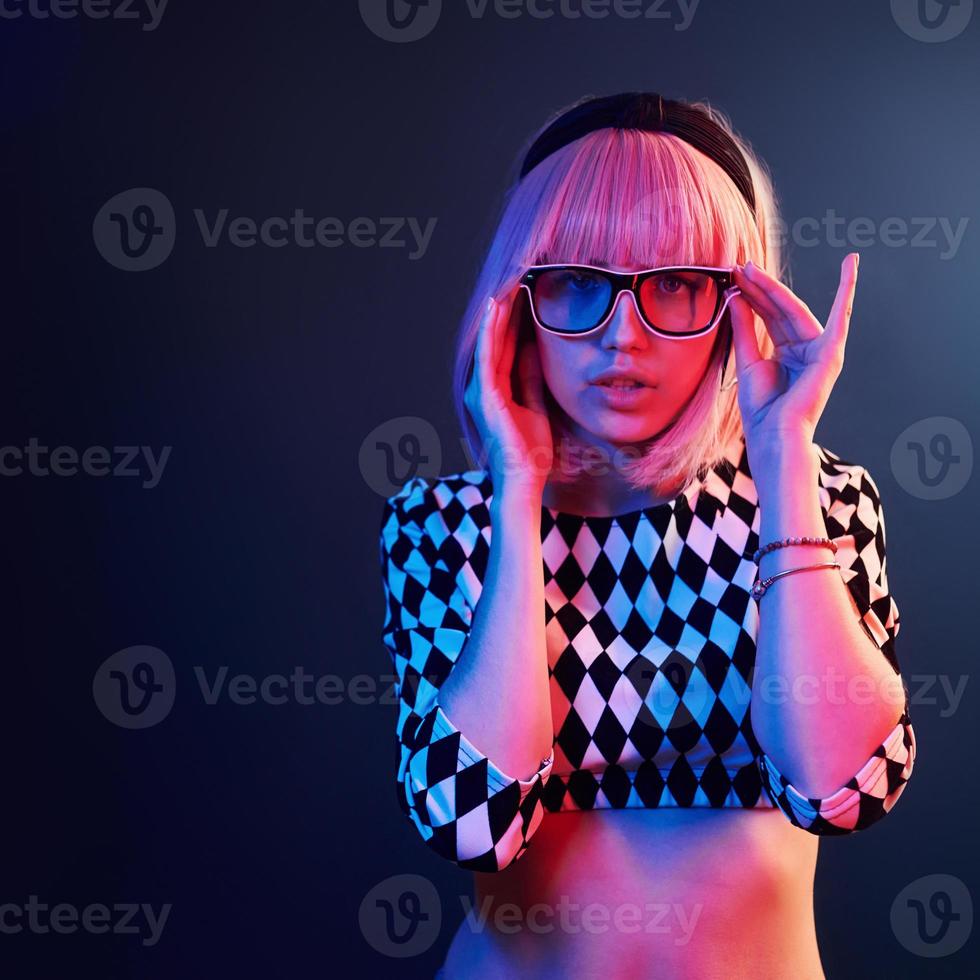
[541, 419, 685, 517]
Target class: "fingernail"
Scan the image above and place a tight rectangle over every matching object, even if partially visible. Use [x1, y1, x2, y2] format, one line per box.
[744, 261, 756, 277]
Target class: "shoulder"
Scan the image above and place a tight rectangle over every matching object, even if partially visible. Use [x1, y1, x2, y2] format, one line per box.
[380, 468, 494, 552]
[379, 471, 492, 610]
[811, 441, 887, 534]
[382, 468, 492, 518]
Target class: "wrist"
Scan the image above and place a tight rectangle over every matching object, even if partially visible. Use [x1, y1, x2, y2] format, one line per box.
[751, 429, 814, 464]
[491, 480, 544, 516]
[754, 437, 825, 545]
[751, 434, 816, 489]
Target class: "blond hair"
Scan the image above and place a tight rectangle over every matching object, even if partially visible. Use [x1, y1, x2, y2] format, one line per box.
[452, 96, 784, 493]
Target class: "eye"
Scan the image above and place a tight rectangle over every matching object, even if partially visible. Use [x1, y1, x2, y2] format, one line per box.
[657, 275, 686, 294]
[567, 272, 601, 292]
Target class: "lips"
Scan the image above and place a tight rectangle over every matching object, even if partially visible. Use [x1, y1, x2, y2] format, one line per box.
[595, 378, 645, 388]
[590, 371, 654, 388]
[591, 379, 652, 407]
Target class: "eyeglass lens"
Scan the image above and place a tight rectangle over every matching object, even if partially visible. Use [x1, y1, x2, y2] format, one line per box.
[532, 268, 720, 334]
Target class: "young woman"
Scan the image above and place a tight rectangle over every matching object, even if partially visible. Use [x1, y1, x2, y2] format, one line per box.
[379, 92, 916, 979]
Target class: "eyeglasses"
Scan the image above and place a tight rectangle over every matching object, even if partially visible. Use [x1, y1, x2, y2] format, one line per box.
[518, 263, 740, 339]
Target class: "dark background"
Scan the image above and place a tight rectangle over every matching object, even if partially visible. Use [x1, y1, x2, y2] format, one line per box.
[2, 1, 977, 976]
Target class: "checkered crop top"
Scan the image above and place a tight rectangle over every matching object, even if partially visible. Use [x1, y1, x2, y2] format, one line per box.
[378, 434, 917, 872]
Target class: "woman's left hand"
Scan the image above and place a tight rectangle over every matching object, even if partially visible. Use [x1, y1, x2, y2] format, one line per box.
[729, 252, 859, 453]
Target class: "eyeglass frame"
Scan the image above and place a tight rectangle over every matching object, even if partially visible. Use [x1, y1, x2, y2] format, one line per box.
[518, 263, 742, 340]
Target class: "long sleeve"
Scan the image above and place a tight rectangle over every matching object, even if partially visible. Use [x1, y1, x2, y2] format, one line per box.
[378, 475, 554, 871]
[757, 459, 917, 834]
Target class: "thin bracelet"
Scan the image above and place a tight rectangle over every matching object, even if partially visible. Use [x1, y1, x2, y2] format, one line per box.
[752, 536, 837, 564]
[751, 561, 841, 600]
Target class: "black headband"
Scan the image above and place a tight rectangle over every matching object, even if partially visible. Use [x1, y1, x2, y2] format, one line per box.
[519, 92, 757, 218]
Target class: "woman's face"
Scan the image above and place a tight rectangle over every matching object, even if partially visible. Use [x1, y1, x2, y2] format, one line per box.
[531, 261, 719, 448]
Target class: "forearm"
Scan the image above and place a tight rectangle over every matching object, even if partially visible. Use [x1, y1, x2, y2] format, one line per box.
[750, 438, 906, 799]
[438, 484, 554, 780]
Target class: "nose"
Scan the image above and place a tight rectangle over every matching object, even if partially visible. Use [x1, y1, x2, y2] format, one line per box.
[600, 289, 650, 352]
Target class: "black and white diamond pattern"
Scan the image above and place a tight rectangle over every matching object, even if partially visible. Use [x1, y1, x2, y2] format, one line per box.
[379, 433, 916, 870]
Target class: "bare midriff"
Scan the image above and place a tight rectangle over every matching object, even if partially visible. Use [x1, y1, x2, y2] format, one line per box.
[440, 807, 824, 980]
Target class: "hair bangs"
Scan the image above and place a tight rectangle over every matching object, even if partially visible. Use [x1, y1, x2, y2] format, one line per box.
[452, 96, 782, 494]
[523, 129, 741, 272]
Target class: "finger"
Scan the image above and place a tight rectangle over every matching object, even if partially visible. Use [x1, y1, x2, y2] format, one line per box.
[495, 298, 520, 385]
[739, 261, 822, 326]
[732, 268, 795, 346]
[472, 295, 497, 398]
[823, 252, 858, 354]
[493, 289, 514, 377]
[729, 293, 764, 373]
[736, 263, 823, 343]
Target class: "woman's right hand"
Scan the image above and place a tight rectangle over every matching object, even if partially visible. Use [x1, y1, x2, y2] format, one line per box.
[463, 283, 554, 498]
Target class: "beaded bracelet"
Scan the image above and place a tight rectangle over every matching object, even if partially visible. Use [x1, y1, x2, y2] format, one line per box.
[751, 561, 841, 600]
[752, 535, 837, 564]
